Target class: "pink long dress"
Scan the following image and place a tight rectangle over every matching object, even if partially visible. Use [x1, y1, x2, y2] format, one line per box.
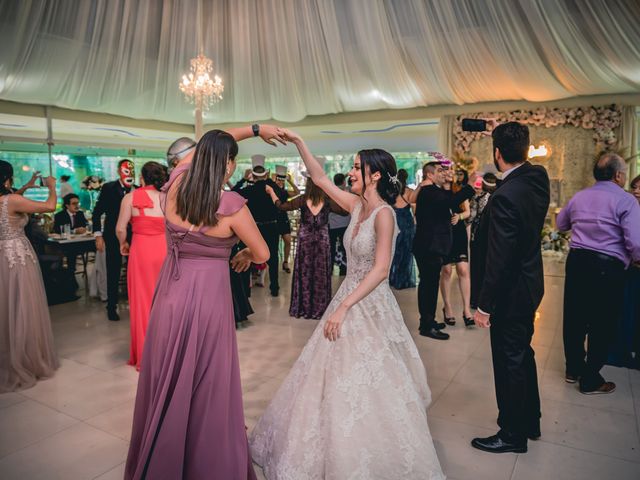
[125, 165, 257, 480]
[127, 186, 166, 370]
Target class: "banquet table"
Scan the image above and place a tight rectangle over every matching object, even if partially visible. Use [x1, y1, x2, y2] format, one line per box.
[47, 233, 96, 281]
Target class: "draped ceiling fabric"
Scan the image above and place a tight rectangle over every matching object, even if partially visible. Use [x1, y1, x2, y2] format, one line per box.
[0, 0, 639, 125]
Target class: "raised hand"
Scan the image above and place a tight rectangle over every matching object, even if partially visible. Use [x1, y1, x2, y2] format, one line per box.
[25, 171, 42, 189]
[44, 176, 57, 189]
[281, 129, 301, 143]
[259, 125, 287, 147]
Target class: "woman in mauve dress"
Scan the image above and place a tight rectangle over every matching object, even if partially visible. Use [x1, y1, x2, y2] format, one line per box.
[125, 130, 269, 480]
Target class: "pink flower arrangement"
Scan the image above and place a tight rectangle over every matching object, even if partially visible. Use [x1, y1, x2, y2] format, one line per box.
[454, 105, 622, 155]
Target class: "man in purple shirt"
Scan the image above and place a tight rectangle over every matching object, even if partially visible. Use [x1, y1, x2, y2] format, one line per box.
[557, 152, 640, 394]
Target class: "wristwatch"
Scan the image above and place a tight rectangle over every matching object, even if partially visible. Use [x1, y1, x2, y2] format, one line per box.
[252, 124, 260, 137]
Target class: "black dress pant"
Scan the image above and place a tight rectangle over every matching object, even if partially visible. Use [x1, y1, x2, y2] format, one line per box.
[329, 227, 347, 275]
[490, 310, 541, 440]
[414, 252, 443, 331]
[563, 248, 626, 390]
[104, 234, 122, 312]
[258, 223, 280, 295]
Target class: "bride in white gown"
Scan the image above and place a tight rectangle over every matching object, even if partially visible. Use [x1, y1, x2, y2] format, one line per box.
[250, 131, 445, 480]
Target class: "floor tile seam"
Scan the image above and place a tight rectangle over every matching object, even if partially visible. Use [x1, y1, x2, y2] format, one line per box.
[0, 396, 28, 410]
[24, 388, 137, 423]
[0, 421, 80, 461]
[91, 461, 126, 480]
[429, 414, 640, 465]
[57, 354, 114, 373]
[81, 416, 131, 443]
[84, 398, 136, 424]
[536, 389, 638, 416]
[631, 385, 640, 447]
[58, 364, 139, 385]
[526, 437, 640, 465]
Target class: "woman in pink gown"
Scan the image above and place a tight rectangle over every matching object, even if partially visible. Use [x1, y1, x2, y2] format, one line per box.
[116, 161, 168, 370]
[125, 130, 270, 480]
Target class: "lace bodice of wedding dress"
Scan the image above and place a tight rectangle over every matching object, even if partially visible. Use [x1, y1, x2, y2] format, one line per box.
[0, 196, 36, 268]
[250, 201, 445, 480]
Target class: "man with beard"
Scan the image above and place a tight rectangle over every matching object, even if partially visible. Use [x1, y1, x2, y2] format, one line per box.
[93, 159, 136, 320]
[471, 122, 550, 454]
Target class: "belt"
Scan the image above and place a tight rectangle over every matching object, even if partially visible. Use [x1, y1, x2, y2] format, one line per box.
[570, 248, 624, 268]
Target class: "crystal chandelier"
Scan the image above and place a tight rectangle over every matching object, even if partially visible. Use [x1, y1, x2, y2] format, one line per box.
[179, 52, 224, 109]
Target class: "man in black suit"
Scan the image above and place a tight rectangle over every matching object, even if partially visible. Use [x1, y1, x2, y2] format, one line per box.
[54, 193, 88, 234]
[53, 193, 88, 275]
[471, 122, 550, 454]
[413, 158, 474, 340]
[92, 159, 136, 320]
[235, 155, 288, 297]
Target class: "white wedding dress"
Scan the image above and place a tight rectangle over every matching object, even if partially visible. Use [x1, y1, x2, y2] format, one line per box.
[250, 202, 445, 480]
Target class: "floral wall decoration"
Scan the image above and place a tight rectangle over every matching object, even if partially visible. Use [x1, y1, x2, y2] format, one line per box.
[453, 105, 622, 155]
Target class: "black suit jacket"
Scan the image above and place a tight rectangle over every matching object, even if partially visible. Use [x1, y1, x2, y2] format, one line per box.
[475, 162, 550, 316]
[53, 210, 88, 234]
[235, 179, 288, 224]
[413, 184, 474, 257]
[92, 180, 131, 239]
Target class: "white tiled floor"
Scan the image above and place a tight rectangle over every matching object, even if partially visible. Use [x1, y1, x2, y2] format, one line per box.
[1, 258, 639, 479]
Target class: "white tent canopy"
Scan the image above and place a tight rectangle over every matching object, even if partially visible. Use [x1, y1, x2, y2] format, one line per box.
[1, 0, 638, 126]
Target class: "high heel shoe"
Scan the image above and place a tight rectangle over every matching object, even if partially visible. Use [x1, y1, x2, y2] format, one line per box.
[463, 314, 475, 327]
[442, 307, 456, 326]
[282, 262, 291, 273]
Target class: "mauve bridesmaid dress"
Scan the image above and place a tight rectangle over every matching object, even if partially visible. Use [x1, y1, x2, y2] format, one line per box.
[125, 165, 256, 480]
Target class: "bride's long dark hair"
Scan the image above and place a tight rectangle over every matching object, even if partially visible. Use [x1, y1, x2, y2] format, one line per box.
[357, 149, 400, 206]
[0, 160, 14, 196]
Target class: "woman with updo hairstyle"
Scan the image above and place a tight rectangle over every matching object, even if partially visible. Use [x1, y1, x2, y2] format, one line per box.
[389, 168, 417, 289]
[0, 160, 59, 392]
[250, 131, 445, 479]
[115, 160, 168, 370]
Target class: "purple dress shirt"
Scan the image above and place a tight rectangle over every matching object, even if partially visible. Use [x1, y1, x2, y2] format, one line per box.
[557, 181, 640, 267]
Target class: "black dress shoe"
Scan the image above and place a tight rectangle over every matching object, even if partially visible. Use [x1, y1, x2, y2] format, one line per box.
[420, 328, 450, 340]
[471, 434, 527, 454]
[107, 310, 120, 321]
[434, 322, 446, 330]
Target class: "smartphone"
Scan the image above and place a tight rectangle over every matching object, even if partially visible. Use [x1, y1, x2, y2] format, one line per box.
[461, 118, 487, 132]
[38, 175, 45, 187]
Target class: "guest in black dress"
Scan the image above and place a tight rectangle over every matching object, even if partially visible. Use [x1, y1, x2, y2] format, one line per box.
[469, 173, 497, 309]
[273, 166, 300, 273]
[440, 167, 474, 327]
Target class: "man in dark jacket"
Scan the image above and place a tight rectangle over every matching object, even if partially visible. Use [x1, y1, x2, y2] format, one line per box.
[235, 155, 287, 297]
[413, 157, 474, 340]
[471, 122, 550, 454]
[92, 159, 135, 320]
